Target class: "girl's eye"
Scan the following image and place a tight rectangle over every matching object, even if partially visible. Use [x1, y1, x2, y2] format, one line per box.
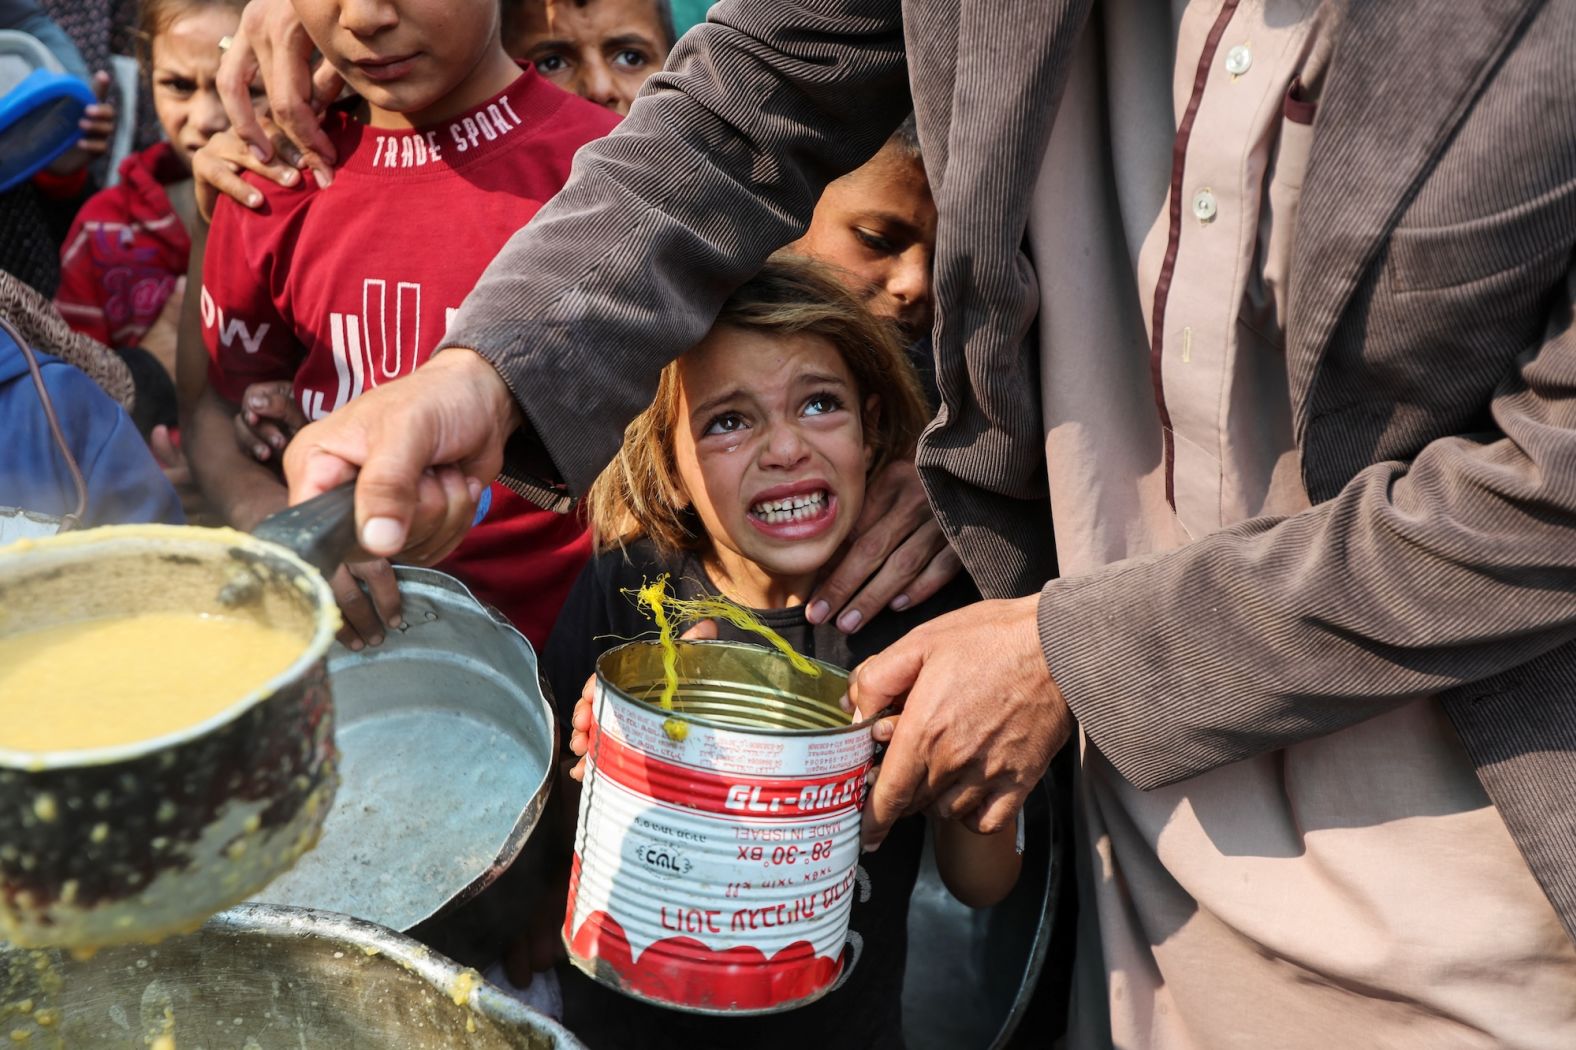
[612, 49, 649, 69]
[535, 55, 569, 74]
[159, 77, 196, 96]
[703, 412, 748, 436]
[803, 393, 843, 417]
[853, 227, 893, 253]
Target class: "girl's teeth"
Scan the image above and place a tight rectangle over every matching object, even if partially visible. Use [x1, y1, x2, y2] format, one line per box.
[752, 491, 826, 523]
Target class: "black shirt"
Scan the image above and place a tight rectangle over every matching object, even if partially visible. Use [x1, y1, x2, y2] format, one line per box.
[543, 539, 977, 1050]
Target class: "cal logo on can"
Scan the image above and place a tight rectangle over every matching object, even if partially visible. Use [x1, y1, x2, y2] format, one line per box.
[565, 640, 873, 1014]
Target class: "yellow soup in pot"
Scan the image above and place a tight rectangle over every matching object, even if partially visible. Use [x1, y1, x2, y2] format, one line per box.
[0, 612, 307, 752]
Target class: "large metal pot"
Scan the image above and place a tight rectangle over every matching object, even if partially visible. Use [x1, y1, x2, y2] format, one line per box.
[252, 567, 557, 938]
[0, 524, 339, 951]
[0, 902, 584, 1048]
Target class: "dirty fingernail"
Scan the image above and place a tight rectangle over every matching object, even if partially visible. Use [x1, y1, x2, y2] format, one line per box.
[837, 609, 862, 633]
[368, 635, 383, 647]
[807, 600, 829, 624]
[349, 639, 364, 652]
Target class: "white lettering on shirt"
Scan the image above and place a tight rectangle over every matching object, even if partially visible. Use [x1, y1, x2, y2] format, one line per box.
[447, 96, 523, 154]
[369, 130, 446, 170]
[310, 280, 465, 415]
[200, 284, 271, 354]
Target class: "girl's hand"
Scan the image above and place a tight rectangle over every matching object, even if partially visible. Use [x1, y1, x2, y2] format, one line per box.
[193, 127, 302, 220]
[567, 619, 719, 780]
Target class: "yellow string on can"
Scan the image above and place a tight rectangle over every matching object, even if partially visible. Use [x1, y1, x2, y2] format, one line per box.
[631, 575, 821, 741]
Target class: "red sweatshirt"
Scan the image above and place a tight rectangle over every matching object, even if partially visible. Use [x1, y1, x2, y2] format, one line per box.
[56, 142, 192, 348]
[202, 69, 620, 647]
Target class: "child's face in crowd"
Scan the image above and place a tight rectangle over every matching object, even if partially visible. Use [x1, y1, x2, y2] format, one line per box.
[511, 0, 669, 115]
[673, 327, 876, 601]
[293, 0, 515, 128]
[151, 5, 252, 171]
[789, 149, 936, 341]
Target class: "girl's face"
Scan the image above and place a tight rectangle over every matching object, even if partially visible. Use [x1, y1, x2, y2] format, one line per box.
[788, 149, 936, 341]
[672, 326, 876, 601]
[151, 6, 251, 171]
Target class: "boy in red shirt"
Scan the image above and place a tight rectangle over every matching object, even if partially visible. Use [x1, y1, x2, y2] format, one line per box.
[196, 0, 619, 648]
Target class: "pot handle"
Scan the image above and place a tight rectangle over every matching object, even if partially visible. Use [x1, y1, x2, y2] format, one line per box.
[252, 481, 362, 581]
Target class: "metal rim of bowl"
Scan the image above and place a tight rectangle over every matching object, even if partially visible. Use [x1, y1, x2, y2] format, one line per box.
[220, 902, 586, 1045]
[0, 523, 339, 771]
[596, 638, 878, 737]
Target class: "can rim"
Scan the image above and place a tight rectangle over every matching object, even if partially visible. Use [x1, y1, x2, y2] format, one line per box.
[595, 638, 877, 737]
[0, 523, 338, 770]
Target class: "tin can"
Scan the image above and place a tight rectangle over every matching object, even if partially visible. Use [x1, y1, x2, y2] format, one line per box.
[565, 640, 872, 1014]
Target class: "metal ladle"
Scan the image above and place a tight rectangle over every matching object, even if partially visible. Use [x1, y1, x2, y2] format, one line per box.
[220, 483, 362, 606]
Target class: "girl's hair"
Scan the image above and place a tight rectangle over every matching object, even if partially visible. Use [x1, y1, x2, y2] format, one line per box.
[137, 0, 247, 71]
[585, 254, 930, 554]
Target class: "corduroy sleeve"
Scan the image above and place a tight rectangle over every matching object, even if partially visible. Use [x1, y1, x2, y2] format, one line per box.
[438, 0, 912, 497]
[1041, 269, 1576, 791]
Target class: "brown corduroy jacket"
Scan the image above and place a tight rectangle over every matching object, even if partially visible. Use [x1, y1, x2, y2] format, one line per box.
[443, 0, 1576, 939]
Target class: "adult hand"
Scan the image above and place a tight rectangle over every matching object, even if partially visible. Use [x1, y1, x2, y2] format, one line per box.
[283, 348, 520, 562]
[567, 620, 720, 781]
[234, 380, 307, 462]
[193, 127, 303, 221]
[46, 72, 114, 177]
[329, 557, 403, 650]
[215, 0, 341, 185]
[847, 595, 1071, 848]
[806, 457, 963, 633]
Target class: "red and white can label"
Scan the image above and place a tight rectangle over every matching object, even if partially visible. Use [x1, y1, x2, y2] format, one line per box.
[565, 676, 873, 1013]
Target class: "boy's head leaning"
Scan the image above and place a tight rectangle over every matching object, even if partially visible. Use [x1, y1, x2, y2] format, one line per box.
[788, 116, 936, 341]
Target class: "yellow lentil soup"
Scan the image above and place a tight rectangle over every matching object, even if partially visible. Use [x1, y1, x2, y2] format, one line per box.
[0, 611, 308, 752]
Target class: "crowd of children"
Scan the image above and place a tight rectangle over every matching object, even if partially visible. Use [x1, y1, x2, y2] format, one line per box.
[0, 0, 1006, 1046]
